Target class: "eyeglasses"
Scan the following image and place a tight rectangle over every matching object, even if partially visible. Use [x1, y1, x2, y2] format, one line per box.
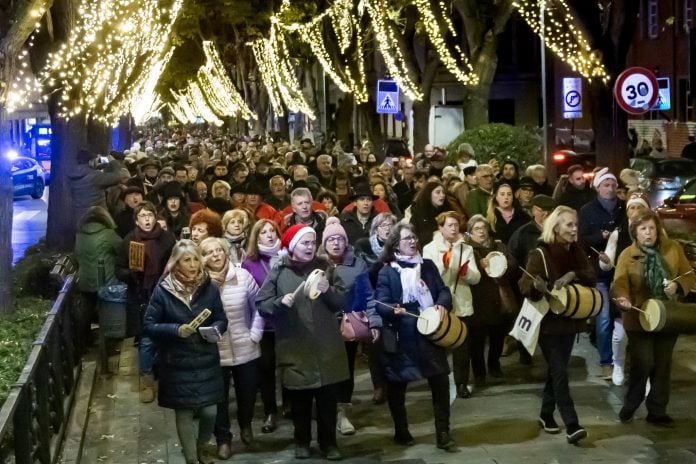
[137, 212, 155, 219]
[471, 226, 487, 233]
[400, 236, 418, 243]
[326, 236, 346, 244]
[378, 223, 393, 230]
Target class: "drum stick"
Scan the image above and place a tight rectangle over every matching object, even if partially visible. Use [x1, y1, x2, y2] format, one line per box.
[292, 282, 305, 299]
[611, 297, 647, 314]
[667, 269, 695, 284]
[590, 247, 614, 269]
[518, 266, 555, 296]
[375, 300, 424, 319]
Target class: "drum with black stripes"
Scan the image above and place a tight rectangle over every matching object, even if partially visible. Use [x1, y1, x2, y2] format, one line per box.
[416, 307, 467, 349]
[549, 284, 603, 319]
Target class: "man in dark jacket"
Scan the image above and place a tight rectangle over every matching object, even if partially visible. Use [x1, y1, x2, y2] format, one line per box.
[340, 185, 379, 245]
[68, 149, 123, 226]
[558, 164, 594, 212]
[393, 163, 417, 213]
[508, 194, 557, 266]
[578, 168, 626, 380]
[115, 185, 144, 237]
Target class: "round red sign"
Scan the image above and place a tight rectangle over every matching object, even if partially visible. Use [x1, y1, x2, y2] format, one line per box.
[613, 67, 659, 115]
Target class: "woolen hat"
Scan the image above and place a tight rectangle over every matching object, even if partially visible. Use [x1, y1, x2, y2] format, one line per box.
[593, 167, 617, 188]
[160, 182, 184, 201]
[281, 224, 316, 253]
[322, 217, 348, 247]
[626, 192, 650, 210]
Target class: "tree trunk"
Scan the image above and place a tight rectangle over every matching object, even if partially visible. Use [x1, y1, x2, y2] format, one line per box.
[0, 113, 14, 314]
[411, 56, 440, 153]
[335, 93, 354, 147]
[463, 32, 499, 129]
[591, 82, 628, 174]
[46, 98, 87, 250]
[87, 117, 111, 155]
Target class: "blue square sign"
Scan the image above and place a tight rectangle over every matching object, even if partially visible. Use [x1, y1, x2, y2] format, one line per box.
[377, 80, 399, 114]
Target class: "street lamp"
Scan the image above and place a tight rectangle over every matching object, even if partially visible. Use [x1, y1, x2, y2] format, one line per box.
[540, 0, 549, 166]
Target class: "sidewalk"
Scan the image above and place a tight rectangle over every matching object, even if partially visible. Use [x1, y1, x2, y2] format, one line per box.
[76, 333, 696, 463]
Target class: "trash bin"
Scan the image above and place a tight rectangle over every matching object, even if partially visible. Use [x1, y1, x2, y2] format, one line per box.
[97, 283, 128, 338]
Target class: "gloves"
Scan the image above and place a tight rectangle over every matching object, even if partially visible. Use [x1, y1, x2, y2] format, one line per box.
[458, 259, 470, 277]
[533, 276, 548, 293]
[178, 323, 196, 338]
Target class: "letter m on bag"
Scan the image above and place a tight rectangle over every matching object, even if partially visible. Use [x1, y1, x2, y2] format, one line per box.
[518, 316, 532, 332]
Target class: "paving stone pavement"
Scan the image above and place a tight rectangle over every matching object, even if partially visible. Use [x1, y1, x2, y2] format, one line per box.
[76, 333, 696, 464]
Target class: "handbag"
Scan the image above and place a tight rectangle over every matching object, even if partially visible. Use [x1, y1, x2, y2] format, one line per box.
[340, 311, 373, 343]
[509, 297, 550, 354]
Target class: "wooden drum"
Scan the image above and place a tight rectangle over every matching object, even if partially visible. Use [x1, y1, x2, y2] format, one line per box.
[639, 299, 696, 334]
[416, 307, 467, 349]
[549, 284, 603, 319]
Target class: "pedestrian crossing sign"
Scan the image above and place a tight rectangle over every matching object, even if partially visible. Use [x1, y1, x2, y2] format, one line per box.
[377, 80, 399, 114]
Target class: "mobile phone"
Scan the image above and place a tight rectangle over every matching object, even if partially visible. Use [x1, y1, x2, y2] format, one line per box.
[181, 227, 191, 240]
[99, 156, 109, 164]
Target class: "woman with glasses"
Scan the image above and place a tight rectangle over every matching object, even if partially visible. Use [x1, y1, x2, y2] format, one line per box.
[241, 219, 284, 433]
[200, 237, 263, 459]
[376, 223, 455, 450]
[143, 240, 227, 464]
[116, 201, 176, 403]
[422, 211, 481, 399]
[466, 215, 518, 390]
[518, 206, 596, 445]
[318, 218, 381, 436]
[410, 181, 453, 246]
[355, 213, 397, 286]
[256, 224, 349, 460]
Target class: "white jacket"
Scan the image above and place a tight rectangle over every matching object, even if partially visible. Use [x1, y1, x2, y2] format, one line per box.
[217, 266, 264, 366]
[423, 232, 481, 317]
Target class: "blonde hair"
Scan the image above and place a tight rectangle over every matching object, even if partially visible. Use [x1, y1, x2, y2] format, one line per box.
[221, 208, 250, 234]
[200, 236, 230, 258]
[211, 180, 231, 198]
[165, 239, 203, 274]
[541, 206, 577, 244]
[486, 182, 514, 232]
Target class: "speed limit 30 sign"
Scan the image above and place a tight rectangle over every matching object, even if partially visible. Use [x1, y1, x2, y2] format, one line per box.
[613, 67, 659, 115]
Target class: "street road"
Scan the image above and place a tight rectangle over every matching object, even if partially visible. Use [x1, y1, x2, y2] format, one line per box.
[12, 190, 48, 264]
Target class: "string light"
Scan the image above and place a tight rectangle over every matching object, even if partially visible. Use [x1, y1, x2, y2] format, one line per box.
[130, 49, 174, 125]
[39, 0, 184, 124]
[363, 0, 423, 100]
[412, 0, 478, 86]
[515, 0, 610, 82]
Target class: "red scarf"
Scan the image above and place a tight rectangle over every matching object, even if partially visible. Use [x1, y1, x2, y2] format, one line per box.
[134, 223, 165, 296]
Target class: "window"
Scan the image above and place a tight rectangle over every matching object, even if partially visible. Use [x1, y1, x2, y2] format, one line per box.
[647, 0, 659, 38]
[685, 0, 693, 30]
[678, 179, 696, 203]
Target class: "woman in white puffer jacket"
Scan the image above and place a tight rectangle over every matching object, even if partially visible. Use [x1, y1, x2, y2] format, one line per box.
[200, 237, 264, 459]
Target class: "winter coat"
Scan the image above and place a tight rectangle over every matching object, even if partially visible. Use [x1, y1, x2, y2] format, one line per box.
[558, 184, 594, 213]
[256, 256, 349, 390]
[340, 208, 377, 245]
[320, 246, 382, 329]
[465, 188, 492, 218]
[578, 197, 626, 282]
[74, 222, 122, 292]
[68, 161, 123, 225]
[611, 238, 695, 332]
[242, 254, 276, 330]
[491, 207, 530, 245]
[410, 203, 452, 247]
[422, 232, 481, 317]
[216, 266, 263, 366]
[144, 275, 227, 409]
[376, 259, 452, 382]
[507, 220, 542, 266]
[470, 240, 519, 325]
[115, 206, 136, 238]
[518, 242, 596, 334]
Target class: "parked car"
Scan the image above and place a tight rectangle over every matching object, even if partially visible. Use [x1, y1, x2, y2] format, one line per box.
[551, 150, 596, 178]
[655, 177, 696, 237]
[630, 157, 696, 207]
[11, 155, 46, 199]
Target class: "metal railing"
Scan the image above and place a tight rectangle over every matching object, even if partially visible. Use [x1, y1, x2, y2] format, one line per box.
[0, 274, 88, 464]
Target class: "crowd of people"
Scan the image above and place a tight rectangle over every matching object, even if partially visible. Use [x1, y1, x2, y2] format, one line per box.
[72, 128, 696, 463]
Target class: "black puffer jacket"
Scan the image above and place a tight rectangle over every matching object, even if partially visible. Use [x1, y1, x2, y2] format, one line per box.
[144, 275, 227, 409]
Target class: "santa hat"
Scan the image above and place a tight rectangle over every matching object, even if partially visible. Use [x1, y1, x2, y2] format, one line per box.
[281, 224, 316, 255]
[626, 192, 650, 210]
[322, 217, 348, 248]
[592, 167, 617, 188]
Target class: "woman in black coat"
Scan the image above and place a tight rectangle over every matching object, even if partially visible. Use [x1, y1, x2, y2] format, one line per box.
[410, 181, 452, 247]
[144, 240, 228, 464]
[486, 181, 530, 245]
[376, 223, 455, 451]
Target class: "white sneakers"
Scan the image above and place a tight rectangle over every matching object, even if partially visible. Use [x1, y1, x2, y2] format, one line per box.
[337, 403, 356, 435]
[612, 364, 624, 386]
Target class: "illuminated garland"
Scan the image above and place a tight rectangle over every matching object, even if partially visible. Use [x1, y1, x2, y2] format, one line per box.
[364, 0, 423, 100]
[167, 99, 194, 125]
[250, 38, 286, 116]
[515, 0, 609, 82]
[198, 41, 256, 120]
[130, 49, 174, 125]
[39, 0, 183, 124]
[412, 0, 477, 85]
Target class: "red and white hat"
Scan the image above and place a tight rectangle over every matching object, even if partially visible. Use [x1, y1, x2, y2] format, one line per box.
[281, 224, 316, 254]
[626, 192, 650, 210]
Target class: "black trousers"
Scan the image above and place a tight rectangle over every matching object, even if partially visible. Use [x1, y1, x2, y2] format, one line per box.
[214, 359, 259, 444]
[288, 384, 338, 449]
[259, 331, 286, 415]
[624, 331, 678, 416]
[469, 321, 507, 379]
[336, 341, 359, 403]
[539, 333, 579, 427]
[387, 372, 450, 434]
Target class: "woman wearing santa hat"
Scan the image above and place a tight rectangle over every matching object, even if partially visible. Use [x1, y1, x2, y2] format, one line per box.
[256, 223, 349, 460]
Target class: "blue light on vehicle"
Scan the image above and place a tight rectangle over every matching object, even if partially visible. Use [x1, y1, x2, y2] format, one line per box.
[6, 149, 19, 160]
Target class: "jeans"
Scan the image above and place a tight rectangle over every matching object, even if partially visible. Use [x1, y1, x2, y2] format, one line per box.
[214, 359, 259, 444]
[539, 333, 579, 427]
[612, 319, 627, 370]
[387, 373, 450, 434]
[623, 331, 678, 416]
[175, 405, 217, 462]
[595, 282, 613, 366]
[138, 335, 156, 375]
[288, 384, 338, 449]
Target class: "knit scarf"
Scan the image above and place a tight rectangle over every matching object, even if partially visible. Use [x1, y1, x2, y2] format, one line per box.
[225, 232, 246, 264]
[640, 245, 668, 299]
[258, 239, 281, 257]
[390, 254, 434, 311]
[208, 257, 230, 288]
[369, 234, 384, 257]
[134, 223, 165, 295]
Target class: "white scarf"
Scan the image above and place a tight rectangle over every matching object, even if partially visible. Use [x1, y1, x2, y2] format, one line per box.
[258, 239, 281, 257]
[390, 254, 434, 311]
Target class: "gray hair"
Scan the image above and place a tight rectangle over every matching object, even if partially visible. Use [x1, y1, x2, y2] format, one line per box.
[467, 214, 490, 234]
[370, 212, 397, 236]
[200, 237, 230, 258]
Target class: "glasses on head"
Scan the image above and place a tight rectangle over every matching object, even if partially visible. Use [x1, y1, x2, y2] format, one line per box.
[400, 235, 418, 243]
[137, 212, 155, 219]
[326, 236, 346, 244]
